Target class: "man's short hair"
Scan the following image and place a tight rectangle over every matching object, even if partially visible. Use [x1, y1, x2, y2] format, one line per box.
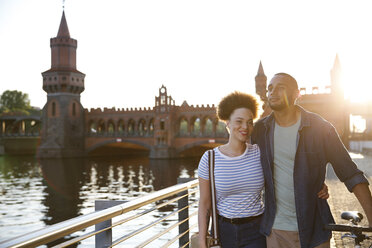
[273, 73, 298, 90]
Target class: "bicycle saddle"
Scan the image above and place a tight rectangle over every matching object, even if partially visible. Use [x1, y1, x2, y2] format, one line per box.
[341, 211, 363, 224]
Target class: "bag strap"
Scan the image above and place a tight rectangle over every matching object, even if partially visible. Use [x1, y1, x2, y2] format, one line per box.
[208, 149, 220, 245]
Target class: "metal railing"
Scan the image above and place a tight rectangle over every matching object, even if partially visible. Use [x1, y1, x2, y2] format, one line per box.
[0, 178, 199, 248]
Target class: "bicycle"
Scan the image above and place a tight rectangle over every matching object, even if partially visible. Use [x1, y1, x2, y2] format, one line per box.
[325, 211, 372, 248]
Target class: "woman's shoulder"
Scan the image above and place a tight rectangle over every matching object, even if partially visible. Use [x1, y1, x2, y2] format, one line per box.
[201, 148, 218, 157]
[200, 148, 218, 163]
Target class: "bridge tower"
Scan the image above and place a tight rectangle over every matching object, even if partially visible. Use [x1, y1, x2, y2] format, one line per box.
[255, 61, 272, 118]
[255, 61, 267, 101]
[330, 54, 344, 99]
[38, 11, 86, 158]
[150, 85, 177, 158]
[330, 54, 349, 147]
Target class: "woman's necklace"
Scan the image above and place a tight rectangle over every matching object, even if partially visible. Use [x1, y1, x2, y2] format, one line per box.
[220, 143, 246, 157]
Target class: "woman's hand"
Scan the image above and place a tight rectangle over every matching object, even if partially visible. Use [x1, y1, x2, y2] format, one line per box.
[198, 235, 209, 248]
[317, 183, 329, 199]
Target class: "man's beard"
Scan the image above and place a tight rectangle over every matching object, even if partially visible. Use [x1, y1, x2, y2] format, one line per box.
[268, 101, 288, 111]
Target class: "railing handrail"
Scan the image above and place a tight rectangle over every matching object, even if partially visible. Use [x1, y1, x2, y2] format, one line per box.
[0, 179, 199, 248]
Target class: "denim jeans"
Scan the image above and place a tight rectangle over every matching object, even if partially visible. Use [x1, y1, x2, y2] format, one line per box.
[218, 215, 266, 248]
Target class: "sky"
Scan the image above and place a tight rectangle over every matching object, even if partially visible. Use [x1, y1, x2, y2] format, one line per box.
[1, 0, 372, 110]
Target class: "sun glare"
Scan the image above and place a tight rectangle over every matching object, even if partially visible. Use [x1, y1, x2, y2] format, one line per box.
[344, 84, 371, 103]
[350, 115, 366, 133]
[342, 69, 372, 103]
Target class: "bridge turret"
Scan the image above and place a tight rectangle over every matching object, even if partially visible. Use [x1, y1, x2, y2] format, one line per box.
[255, 61, 267, 102]
[151, 85, 177, 158]
[42, 11, 85, 95]
[255, 61, 272, 117]
[155, 85, 175, 112]
[38, 11, 85, 158]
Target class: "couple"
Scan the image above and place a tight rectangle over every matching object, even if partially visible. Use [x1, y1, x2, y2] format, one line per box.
[197, 73, 372, 248]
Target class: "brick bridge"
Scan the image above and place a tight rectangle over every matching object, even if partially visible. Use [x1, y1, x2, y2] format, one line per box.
[83, 85, 228, 158]
[0, 90, 229, 158]
[0, 115, 41, 155]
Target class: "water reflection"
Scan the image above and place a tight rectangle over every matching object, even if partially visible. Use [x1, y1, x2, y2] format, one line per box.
[0, 155, 199, 244]
[149, 158, 198, 191]
[40, 158, 85, 225]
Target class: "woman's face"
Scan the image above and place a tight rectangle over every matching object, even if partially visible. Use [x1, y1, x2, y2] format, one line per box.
[226, 107, 254, 143]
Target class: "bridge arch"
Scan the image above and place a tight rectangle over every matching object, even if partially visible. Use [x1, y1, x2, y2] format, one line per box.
[88, 119, 97, 134]
[177, 116, 189, 136]
[190, 116, 201, 136]
[138, 119, 146, 136]
[176, 139, 226, 156]
[97, 119, 106, 134]
[127, 119, 135, 136]
[117, 119, 125, 135]
[107, 119, 115, 135]
[86, 138, 152, 154]
[201, 116, 214, 136]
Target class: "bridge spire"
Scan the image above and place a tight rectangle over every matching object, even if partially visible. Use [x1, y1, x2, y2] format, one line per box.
[255, 61, 272, 118]
[57, 11, 70, 38]
[255, 61, 267, 101]
[330, 54, 343, 98]
[332, 54, 341, 72]
[257, 60, 265, 75]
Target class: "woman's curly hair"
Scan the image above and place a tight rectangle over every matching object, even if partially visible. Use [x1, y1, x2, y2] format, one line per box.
[217, 91, 259, 121]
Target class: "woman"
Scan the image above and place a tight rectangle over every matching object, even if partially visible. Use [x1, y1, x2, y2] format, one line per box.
[198, 91, 266, 248]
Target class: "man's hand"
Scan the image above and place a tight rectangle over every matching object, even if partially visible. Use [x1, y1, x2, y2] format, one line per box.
[317, 183, 329, 199]
[352, 183, 372, 227]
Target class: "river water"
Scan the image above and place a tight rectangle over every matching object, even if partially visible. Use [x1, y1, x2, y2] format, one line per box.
[0, 155, 201, 247]
[1, 153, 372, 247]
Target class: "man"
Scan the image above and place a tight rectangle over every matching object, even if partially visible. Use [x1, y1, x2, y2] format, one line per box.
[251, 73, 372, 248]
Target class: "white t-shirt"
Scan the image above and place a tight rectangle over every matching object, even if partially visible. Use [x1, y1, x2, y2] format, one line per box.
[272, 118, 301, 231]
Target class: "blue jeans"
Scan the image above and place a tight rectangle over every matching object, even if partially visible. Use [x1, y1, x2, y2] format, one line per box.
[218, 215, 266, 248]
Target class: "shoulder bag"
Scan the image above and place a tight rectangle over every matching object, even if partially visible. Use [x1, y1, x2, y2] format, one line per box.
[190, 149, 221, 248]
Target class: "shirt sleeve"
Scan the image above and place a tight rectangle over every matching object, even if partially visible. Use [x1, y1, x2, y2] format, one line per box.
[198, 150, 210, 180]
[324, 124, 369, 192]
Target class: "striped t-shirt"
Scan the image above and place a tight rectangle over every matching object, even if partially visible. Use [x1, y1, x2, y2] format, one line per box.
[198, 144, 264, 218]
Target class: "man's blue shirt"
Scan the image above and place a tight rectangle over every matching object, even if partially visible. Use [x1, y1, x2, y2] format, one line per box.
[251, 106, 369, 248]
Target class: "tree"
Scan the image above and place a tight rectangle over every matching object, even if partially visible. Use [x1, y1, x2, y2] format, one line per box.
[0, 90, 32, 115]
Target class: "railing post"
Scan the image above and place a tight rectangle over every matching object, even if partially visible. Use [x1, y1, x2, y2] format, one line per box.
[177, 177, 194, 248]
[95, 200, 126, 248]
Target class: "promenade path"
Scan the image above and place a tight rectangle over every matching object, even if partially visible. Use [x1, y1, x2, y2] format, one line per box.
[327, 152, 372, 248]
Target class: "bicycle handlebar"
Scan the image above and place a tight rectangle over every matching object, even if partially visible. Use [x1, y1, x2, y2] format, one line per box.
[325, 224, 372, 233]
